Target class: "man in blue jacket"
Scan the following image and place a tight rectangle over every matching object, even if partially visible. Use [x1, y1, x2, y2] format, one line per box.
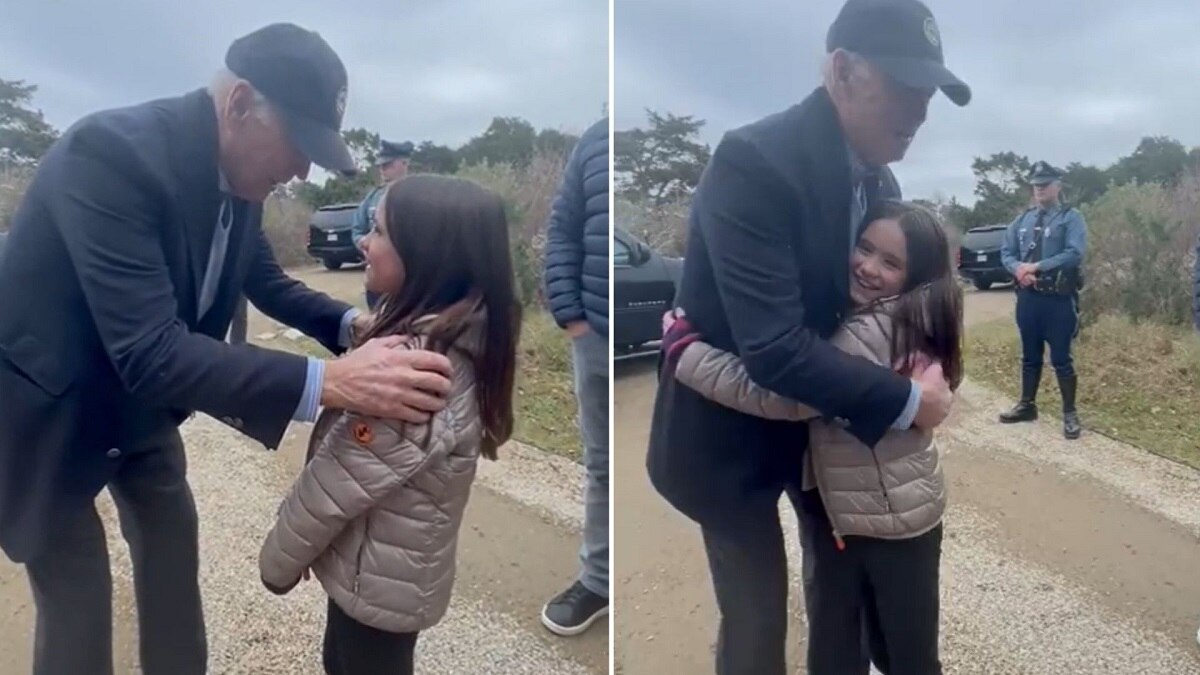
[350, 139, 412, 309]
[540, 117, 610, 636]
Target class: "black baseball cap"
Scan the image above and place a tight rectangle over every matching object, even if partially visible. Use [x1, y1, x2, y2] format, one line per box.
[827, 0, 971, 107]
[225, 23, 357, 175]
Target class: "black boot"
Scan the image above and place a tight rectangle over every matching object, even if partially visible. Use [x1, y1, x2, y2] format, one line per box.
[1059, 373, 1081, 439]
[999, 367, 1040, 423]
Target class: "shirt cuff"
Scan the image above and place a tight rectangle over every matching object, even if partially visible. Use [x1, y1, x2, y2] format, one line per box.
[291, 357, 325, 423]
[891, 381, 921, 430]
[339, 308, 360, 349]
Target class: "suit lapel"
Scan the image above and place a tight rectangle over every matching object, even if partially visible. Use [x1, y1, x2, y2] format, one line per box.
[167, 89, 222, 324]
[799, 88, 854, 317]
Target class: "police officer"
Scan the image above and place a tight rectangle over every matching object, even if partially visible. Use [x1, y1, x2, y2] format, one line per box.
[998, 161, 1088, 439]
[351, 139, 413, 308]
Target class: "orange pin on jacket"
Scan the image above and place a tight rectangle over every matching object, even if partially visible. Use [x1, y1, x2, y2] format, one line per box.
[259, 314, 485, 633]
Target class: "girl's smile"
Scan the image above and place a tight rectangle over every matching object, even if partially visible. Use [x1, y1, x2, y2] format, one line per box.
[850, 216, 909, 305]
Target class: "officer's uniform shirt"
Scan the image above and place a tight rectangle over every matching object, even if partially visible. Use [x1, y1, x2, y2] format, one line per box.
[350, 184, 387, 249]
[1000, 202, 1088, 276]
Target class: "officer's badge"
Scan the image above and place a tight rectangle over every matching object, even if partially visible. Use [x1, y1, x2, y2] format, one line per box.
[923, 17, 940, 47]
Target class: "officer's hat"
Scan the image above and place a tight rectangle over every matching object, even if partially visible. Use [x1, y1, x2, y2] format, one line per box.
[376, 140, 414, 166]
[1028, 161, 1064, 186]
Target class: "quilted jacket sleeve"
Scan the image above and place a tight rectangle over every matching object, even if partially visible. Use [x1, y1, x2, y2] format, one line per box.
[674, 341, 820, 421]
[258, 409, 456, 590]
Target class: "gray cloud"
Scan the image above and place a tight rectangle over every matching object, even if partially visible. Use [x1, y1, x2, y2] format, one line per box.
[3, 0, 608, 152]
[616, 0, 1200, 203]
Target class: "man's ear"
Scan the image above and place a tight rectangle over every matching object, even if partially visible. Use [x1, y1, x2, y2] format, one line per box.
[225, 81, 255, 122]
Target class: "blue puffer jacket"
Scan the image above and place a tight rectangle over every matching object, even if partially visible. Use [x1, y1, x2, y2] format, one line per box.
[544, 117, 609, 336]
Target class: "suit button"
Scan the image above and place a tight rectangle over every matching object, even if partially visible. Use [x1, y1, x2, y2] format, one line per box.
[221, 416, 234, 426]
[233, 417, 244, 429]
[833, 417, 850, 428]
[106, 448, 121, 459]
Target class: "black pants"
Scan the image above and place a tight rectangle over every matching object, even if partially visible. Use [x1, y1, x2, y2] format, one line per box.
[803, 492, 943, 675]
[699, 483, 885, 674]
[25, 430, 206, 675]
[323, 598, 419, 675]
[1016, 289, 1077, 378]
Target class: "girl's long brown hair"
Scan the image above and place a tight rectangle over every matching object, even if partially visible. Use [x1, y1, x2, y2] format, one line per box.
[861, 200, 964, 390]
[359, 175, 522, 459]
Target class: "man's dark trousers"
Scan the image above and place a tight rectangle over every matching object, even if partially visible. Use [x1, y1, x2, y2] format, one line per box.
[25, 429, 205, 675]
[1016, 288, 1076, 379]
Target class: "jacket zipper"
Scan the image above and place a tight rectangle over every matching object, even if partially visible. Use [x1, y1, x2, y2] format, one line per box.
[352, 515, 370, 593]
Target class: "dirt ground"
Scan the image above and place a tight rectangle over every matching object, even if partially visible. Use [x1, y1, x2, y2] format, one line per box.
[0, 265, 608, 674]
[613, 287, 1200, 674]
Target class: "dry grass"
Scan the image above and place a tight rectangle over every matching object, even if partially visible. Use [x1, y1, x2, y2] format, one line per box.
[965, 313, 1200, 468]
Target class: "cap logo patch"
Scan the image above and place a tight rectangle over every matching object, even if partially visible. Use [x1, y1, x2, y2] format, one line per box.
[335, 86, 347, 122]
[923, 17, 940, 47]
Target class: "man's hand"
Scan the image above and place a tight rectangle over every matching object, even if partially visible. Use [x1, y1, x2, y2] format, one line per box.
[565, 321, 590, 339]
[321, 337, 453, 422]
[912, 361, 953, 429]
[1015, 263, 1038, 287]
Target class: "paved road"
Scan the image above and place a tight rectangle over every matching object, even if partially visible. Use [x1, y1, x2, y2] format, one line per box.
[614, 287, 1200, 674]
[0, 266, 608, 674]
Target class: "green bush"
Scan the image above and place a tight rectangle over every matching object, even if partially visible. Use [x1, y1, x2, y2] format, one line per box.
[458, 148, 568, 307]
[0, 165, 33, 232]
[614, 195, 690, 256]
[261, 192, 314, 267]
[1079, 178, 1200, 328]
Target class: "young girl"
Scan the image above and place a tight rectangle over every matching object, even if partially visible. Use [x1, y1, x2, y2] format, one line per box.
[667, 200, 963, 675]
[258, 174, 521, 675]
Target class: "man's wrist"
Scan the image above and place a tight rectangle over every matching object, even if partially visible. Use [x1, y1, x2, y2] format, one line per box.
[338, 308, 361, 349]
[891, 381, 921, 430]
[292, 358, 326, 422]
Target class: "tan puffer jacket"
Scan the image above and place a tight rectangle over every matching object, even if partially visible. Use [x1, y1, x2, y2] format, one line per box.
[674, 303, 946, 544]
[259, 314, 484, 633]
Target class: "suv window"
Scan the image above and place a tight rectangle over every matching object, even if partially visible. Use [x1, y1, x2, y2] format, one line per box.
[614, 238, 631, 266]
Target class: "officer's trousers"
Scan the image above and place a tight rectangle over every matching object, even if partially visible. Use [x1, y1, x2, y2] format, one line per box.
[1016, 289, 1077, 378]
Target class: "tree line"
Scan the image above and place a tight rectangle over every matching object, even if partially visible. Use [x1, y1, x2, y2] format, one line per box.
[615, 108, 1200, 231]
[0, 77, 581, 209]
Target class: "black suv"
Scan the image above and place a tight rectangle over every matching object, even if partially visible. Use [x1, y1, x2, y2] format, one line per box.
[614, 227, 682, 353]
[306, 203, 363, 270]
[957, 224, 1012, 290]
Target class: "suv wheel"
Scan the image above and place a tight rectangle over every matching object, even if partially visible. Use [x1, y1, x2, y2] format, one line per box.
[323, 258, 342, 271]
[973, 279, 992, 291]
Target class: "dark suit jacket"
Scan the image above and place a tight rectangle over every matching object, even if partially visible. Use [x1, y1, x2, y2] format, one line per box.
[646, 87, 913, 531]
[0, 89, 351, 562]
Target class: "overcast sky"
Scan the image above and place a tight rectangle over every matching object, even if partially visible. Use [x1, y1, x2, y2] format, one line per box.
[3, 0, 608, 163]
[616, 0, 1200, 204]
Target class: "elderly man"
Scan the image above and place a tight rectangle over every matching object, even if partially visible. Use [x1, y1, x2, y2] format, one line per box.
[351, 139, 413, 309]
[647, 1, 970, 672]
[999, 161, 1088, 439]
[0, 24, 451, 675]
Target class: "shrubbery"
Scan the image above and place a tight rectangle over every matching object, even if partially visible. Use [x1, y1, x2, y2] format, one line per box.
[1078, 176, 1200, 328]
[1, 149, 570, 310]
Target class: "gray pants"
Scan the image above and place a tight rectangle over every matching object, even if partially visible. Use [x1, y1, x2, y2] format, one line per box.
[572, 329, 608, 598]
[25, 430, 206, 675]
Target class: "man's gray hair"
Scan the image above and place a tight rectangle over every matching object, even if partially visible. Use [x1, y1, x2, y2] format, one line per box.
[822, 49, 873, 90]
[208, 69, 273, 121]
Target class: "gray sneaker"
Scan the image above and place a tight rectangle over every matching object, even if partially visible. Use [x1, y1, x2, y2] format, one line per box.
[540, 581, 608, 636]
